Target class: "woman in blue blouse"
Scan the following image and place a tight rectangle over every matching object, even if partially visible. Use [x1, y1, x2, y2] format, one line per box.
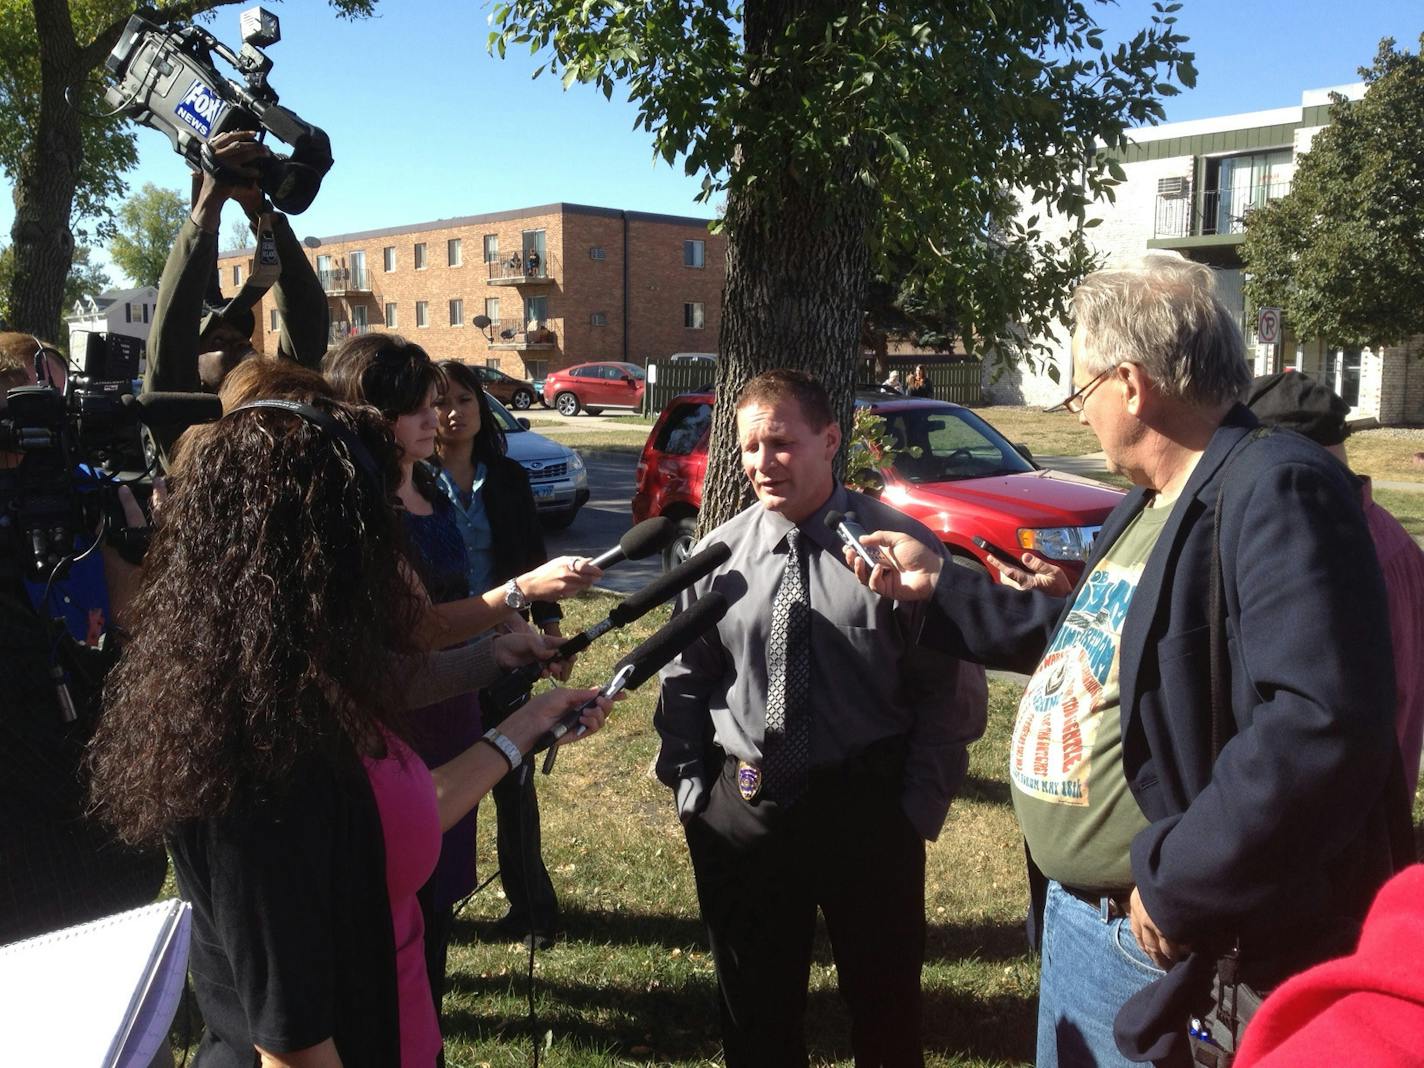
[433, 360, 566, 946]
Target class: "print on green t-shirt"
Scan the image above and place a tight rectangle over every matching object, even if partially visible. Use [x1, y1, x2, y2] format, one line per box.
[1010, 495, 1176, 891]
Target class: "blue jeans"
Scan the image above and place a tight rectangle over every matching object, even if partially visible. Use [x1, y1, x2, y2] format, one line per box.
[1037, 880, 1165, 1068]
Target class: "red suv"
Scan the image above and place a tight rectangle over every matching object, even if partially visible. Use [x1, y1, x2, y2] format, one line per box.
[632, 391, 1124, 577]
[543, 361, 646, 416]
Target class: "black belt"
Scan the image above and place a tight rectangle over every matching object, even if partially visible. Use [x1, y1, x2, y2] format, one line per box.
[1061, 883, 1132, 920]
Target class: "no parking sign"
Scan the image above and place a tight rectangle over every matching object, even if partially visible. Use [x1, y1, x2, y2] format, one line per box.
[1257, 307, 1282, 345]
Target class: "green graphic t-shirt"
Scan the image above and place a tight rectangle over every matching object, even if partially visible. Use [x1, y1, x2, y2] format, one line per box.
[1010, 493, 1176, 891]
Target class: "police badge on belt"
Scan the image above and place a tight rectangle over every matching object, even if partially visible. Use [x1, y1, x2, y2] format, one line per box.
[736, 760, 762, 802]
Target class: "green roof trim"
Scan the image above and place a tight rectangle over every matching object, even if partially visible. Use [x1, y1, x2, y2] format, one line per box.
[1109, 122, 1299, 164]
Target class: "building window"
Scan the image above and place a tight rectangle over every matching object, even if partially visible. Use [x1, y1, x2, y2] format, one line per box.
[232, 264, 243, 285]
[525, 295, 548, 326]
[385, 302, 397, 328]
[684, 302, 705, 329]
[415, 301, 429, 328]
[349, 251, 366, 289]
[486, 358, 501, 371]
[449, 298, 464, 326]
[683, 240, 706, 268]
[1325, 346, 1363, 408]
[143, 303, 149, 324]
[526, 359, 548, 381]
[124, 304, 131, 323]
[383, 246, 396, 272]
[589, 246, 606, 261]
[414, 242, 427, 270]
[270, 309, 279, 332]
[447, 238, 462, 267]
[352, 305, 368, 331]
[590, 311, 608, 327]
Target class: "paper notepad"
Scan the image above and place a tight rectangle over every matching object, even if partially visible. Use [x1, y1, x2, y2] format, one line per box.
[0, 898, 192, 1068]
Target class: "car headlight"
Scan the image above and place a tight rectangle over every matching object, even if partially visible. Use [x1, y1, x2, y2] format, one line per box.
[1017, 526, 1097, 562]
[567, 449, 585, 472]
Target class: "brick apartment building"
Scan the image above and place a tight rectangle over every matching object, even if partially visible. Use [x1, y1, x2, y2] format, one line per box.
[216, 202, 726, 383]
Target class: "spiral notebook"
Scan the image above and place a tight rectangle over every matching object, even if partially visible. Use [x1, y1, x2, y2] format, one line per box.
[0, 898, 192, 1068]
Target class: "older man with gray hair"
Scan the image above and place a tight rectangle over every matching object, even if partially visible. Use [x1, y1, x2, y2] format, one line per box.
[846, 252, 1409, 1066]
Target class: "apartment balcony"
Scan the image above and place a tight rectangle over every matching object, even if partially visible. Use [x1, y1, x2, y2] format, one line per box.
[486, 250, 560, 286]
[1151, 178, 1292, 262]
[329, 321, 375, 343]
[319, 267, 371, 295]
[484, 318, 557, 350]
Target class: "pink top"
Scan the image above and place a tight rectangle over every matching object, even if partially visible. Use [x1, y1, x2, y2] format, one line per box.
[363, 734, 444, 1067]
[1361, 480, 1424, 794]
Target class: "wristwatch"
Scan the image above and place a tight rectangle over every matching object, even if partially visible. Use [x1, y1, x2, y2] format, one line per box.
[503, 578, 529, 611]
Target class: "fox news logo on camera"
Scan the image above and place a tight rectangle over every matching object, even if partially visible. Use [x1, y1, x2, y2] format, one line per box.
[174, 79, 228, 138]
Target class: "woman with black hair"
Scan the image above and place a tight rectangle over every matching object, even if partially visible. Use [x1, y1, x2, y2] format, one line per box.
[434, 359, 564, 946]
[89, 400, 609, 1067]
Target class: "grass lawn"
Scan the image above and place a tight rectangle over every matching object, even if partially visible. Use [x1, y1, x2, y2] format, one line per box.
[540, 430, 652, 453]
[1347, 428, 1424, 485]
[439, 591, 1038, 1067]
[969, 406, 1101, 459]
[1372, 488, 1424, 539]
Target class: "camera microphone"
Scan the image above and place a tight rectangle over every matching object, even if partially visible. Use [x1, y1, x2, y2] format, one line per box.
[534, 591, 730, 772]
[128, 392, 225, 428]
[485, 540, 731, 717]
[589, 516, 676, 569]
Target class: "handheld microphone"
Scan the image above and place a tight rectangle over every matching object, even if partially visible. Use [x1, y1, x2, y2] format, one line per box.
[128, 392, 225, 427]
[589, 516, 677, 569]
[485, 541, 730, 716]
[535, 591, 730, 773]
[824, 509, 896, 570]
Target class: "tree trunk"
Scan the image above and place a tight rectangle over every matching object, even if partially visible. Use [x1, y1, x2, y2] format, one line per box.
[698, 0, 878, 535]
[8, 0, 84, 340]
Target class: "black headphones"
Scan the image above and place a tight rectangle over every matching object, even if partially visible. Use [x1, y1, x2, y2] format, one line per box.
[225, 399, 386, 497]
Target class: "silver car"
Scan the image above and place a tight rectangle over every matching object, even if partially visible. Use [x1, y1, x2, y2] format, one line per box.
[486, 393, 589, 529]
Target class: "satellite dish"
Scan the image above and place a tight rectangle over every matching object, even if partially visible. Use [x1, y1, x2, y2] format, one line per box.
[302, 236, 322, 249]
[472, 314, 492, 329]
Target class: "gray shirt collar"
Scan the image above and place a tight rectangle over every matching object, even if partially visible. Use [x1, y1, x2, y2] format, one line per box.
[752, 483, 850, 558]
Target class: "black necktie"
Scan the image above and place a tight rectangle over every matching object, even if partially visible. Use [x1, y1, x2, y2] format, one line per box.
[763, 527, 811, 805]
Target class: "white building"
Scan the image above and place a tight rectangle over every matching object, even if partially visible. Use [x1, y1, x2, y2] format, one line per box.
[65, 286, 159, 360]
[988, 84, 1424, 425]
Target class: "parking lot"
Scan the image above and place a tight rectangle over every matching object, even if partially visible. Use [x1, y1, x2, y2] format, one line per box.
[542, 448, 657, 594]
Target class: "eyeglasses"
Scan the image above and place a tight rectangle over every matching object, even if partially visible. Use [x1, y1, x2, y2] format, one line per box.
[1045, 366, 1112, 414]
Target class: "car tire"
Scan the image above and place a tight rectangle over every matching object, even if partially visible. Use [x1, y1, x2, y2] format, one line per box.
[511, 390, 534, 410]
[555, 392, 581, 417]
[585, 407, 603, 416]
[540, 506, 579, 531]
[662, 515, 698, 572]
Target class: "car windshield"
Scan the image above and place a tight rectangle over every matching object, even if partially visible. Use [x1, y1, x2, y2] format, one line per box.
[485, 393, 525, 433]
[619, 363, 646, 380]
[875, 405, 1035, 483]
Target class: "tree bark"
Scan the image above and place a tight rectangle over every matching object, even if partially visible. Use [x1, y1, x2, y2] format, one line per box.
[8, 0, 84, 339]
[698, 0, 878, 535]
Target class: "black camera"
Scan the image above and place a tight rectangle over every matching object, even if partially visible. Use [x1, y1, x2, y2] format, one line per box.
[101, 7, 332, 214]
[0, 334, 220, 583]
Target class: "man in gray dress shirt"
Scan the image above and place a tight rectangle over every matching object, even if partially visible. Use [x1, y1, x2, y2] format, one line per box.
[655, 370, 986, 1066]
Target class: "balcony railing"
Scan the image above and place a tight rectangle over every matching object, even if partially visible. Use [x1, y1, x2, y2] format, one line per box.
[319, 267, 371, 294]
[486, 249, 560, 285]
[483, 318, 557, 350]
[329, 321, 375, 343]
[1154, 178, 1292, 239]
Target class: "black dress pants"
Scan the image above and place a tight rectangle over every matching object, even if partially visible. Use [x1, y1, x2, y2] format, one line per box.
[491, 757, 560, 932]
[684, 752, 926, 1068]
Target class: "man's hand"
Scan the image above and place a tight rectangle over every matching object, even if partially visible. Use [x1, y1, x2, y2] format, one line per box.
[540, 621, 574, 681]
[503, 686, 615, 752]
[191, 130, 271, 233]
[1129, 887, 1191, 969]
[516, 556, 602, 601]
[841, 530, 944, 601]
[676, 776, 708, 825]
[987, 552, 1073, 596]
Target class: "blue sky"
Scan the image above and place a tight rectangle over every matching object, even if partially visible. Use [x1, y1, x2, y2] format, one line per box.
[3, 0, 1419, 287]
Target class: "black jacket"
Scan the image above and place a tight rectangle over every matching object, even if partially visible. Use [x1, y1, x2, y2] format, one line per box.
[920, 405, 1407, 1060]
[482, 454, 560, 629]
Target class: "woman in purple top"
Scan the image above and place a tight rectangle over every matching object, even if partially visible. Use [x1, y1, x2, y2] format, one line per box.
[90, 400, 609, 1067]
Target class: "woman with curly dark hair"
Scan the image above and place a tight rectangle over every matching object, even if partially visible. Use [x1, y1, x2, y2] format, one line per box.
[89, 400, 609, 1068]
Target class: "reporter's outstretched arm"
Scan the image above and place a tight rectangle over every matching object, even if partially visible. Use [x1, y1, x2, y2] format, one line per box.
[987, 552, 1073, 596]
[267, 212, 328, 368]
[428, 687, 611, 831]
[413, 558, 599, 649]
[841, 529, 944, 601]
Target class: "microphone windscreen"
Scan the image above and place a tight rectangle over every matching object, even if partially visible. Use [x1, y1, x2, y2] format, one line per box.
[610, 541, 731, 625]
[823, 510, 846, 531]
[133, 392, 224, 427]
[618, 592, 729, 691]
[619, 516, 677, 560]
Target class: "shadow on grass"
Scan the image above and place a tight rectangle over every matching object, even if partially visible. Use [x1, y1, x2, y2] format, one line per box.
[452, 908, 707, 952]
[442, 970, 1035, 1064]
[961, 773, 1013, 807]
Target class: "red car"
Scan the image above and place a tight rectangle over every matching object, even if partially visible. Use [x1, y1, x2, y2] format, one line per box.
[543, 361, 646, 416]
[632, 391, 1125, 576]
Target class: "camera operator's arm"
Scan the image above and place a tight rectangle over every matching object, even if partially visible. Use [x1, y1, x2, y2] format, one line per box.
[101, 482, 164, 632]
[146, 132, 268, 395]
[265, 213, 328, 369]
